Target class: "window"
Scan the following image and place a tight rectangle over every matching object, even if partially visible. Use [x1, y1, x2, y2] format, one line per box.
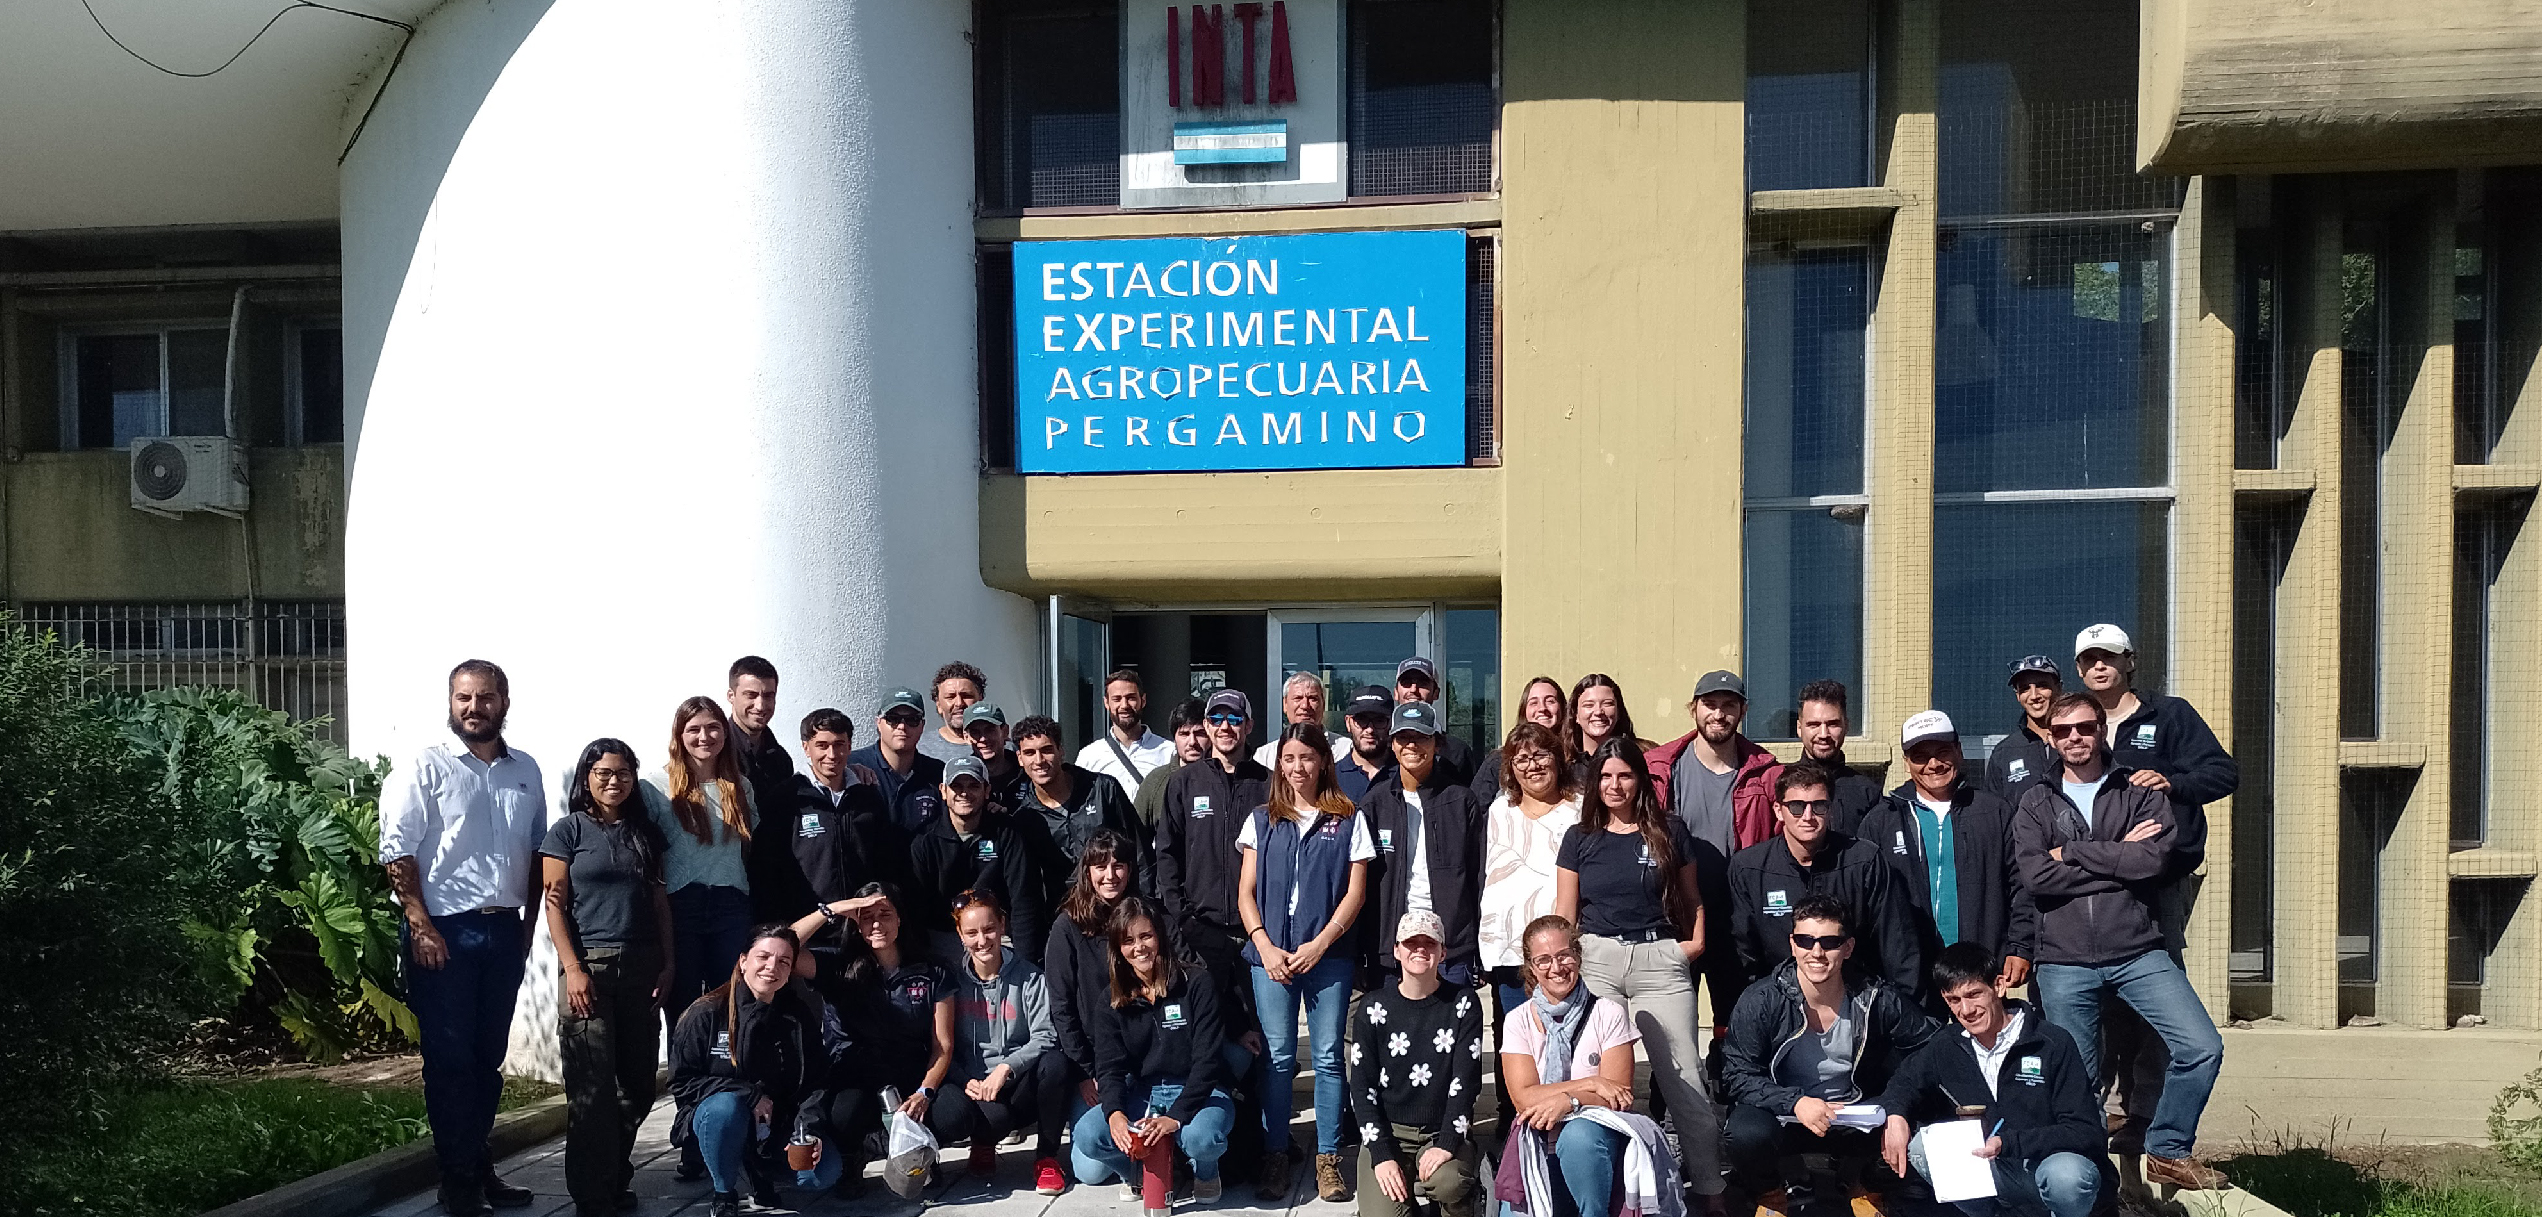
[1745, 0, 1872, 192]
[2452, 497, 2525, 845]
[1744, 242, 1870, 737]
[1932, 501, 2167, 732]
[978, 0, 1121, 210]
[291, 326, 344, 444]
[1348, 0, 1495, 197]
[19, 600, 349, 742]
[1443, 607, 1501, 759]
[2231, 505, 2294, 986]
[1938, 0, 2178, 219]
[68, 327, 228, 448]
[2338, 770, 2410, 1012]
[2449, 879, 2524, 1019]
[2236, 179, 2289, 469]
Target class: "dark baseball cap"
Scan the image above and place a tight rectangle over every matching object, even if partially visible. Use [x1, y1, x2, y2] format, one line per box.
[944, 754, 989, 785]
[2006, 655, 2061, 685]
[1204, 688, 1253, 720]
[878, 687, 926, 716]
[1345, 685, 1393, 719]
[1390, 701, 1442, 737]
[961, 703, 1006, 728]
[1395, 656, 1438, 683]
[1692, 670, 1746, 701]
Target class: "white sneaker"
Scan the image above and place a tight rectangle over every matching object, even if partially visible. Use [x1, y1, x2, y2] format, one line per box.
[1195, 1176, 1224, 1203]
[1122, 1182, 1143, 1202]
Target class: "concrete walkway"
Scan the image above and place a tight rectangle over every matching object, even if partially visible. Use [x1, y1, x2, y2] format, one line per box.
[365, 1098, 1362, 1217]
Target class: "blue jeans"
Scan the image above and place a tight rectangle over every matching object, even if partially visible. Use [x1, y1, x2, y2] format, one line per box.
[694, 1090, 836, 1194]
[668, 885, 753, 1030]
[1543, 1118, 1628, 1217]
[1954, 1152, 2101, 1217]
[406, 911, 528, 1180]
[1070, 1080, 1235, 1184]
[1251, 952, 1354, 1154]
[2034, 951, 2224, 1159]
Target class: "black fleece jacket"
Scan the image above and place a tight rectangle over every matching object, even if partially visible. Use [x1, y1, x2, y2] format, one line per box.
[1876, 1000, 2107, 1166]
[1360, 774, 1489, 982]
[1720, 960, 1938, 1116]
[763, 775, 910, 918]
[2107, 690, 2237, 869]
[907, 809, 1052, 962]
[1815, 747, 1889, 839]
[668, 978, 831, 1148]
[1045, 909, 1119, 1076]
[1726, 832, 1925, 1008]
[1983, 722, 2058, 807]
[2010, 764, 2179, 965]
[1855, 779, 2037, 972]
[1089, 967, 1226, 1122]
[1155, 755, 1270, 934]
[1016, 764, 1154, 916]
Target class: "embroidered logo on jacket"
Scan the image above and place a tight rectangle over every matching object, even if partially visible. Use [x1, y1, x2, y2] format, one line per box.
[2134, 723, 2158, 747]
[2006, 759, 2029, 783]
[1191, 796, 1214, 818]
[2018, 1055, 2044, 1085]
[1765, 889, 1792, 916]
[1378, 829, 1396, 853]
[976, 839, 999, 862]
[1162, 1003, 1187, 1029]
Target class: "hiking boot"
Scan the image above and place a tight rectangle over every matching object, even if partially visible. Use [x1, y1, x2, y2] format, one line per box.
[1316, 1153, 1350, 1202]
[969, 1138, 998, 1176]
[2146, 1156, 2228, 1191]
[436, 1178, 489, 1217]
[708, 1193, 741, 1217]
[1035, 1157, 1069, 1195]
[1256, 1148, 1293, 1200]
[480, 1172, 533, 1209]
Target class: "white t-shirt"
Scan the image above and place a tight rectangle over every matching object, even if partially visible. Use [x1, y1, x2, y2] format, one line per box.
[1252, 730, 1353, 769]
[1915, 792, 1952, 819]
[1236, 811, 1378, 915]
[1403, 789, 1433, 915]
[1480, 793, 1584, 969]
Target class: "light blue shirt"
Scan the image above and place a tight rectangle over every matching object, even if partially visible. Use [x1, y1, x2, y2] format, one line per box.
[2061, 775, 2109, 826]
[640, 774, 756, 894]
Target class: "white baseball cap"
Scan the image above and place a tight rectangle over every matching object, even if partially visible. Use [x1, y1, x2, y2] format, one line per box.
[1900, 710, 1958, 750]
[2074, 624, 2133, 658]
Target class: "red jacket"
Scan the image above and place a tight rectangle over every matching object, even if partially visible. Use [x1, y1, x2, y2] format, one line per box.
[1644, 730, 1781, 850]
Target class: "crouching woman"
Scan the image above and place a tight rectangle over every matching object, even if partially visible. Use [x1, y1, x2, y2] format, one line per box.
[668, 925, 831, 1217]
[1073, 896, 1238, 1215]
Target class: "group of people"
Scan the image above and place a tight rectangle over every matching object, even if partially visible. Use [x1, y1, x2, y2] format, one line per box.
[379, 624, 2236, 1217]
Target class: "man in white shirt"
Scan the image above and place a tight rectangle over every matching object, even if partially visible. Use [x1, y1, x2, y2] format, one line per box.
[1073, 667, 1175, 792]
[1253, 671, 1351, 767]
[379, 660, 547, 1216]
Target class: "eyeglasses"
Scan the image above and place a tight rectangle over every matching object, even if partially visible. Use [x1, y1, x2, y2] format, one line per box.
[2049, 722, 2102, 738]
[1511, 751, 1554, 769]
[1790, 932, 1851, 951]
[589, 769, 635, 785]
[1779, 798, 1832, 818]
[1527, 948, 1581, 970]
[1206, 712, 1246, 726]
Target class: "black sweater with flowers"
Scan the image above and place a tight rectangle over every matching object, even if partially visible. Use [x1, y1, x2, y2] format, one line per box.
[1346, 981, 1486, 1163]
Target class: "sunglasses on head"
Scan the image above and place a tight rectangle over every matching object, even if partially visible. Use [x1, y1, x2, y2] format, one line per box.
[1790, 932, 1851, 951]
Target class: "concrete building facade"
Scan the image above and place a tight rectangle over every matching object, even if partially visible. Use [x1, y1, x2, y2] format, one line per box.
[2, 0, 2538, 1099]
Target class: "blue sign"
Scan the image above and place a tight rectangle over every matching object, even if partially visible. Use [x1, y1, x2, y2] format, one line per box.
[1013, 229, 1467, 474]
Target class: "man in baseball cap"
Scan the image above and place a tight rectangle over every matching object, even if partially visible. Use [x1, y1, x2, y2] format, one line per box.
[851, 686, 946, 833]
[1985, 656, 2063, 804]
[1858, 711, 2035, 1002]
[1362, 700, 1487, 988]
[1155, 685, 1272, 1074]
[1391, 656, 1478, 789]
[1337, 685, 1400, 802]
[908, 751, 1045, 964]
[961, 701, 1021, 796]
[1346, 907, 1486, 1217]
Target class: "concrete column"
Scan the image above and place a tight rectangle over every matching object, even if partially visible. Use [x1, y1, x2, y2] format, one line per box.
[1498, 0, 1747, 737]
[2272, 181, 2346, 1029]
[2481, 198, 2542, 1029]
[2174, 176, 2238, 1014]
[339, 0, 1039, 1077]
[1861, 0, 1939, 737]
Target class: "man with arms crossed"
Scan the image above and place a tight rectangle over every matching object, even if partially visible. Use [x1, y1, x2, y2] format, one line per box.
[381, 660, 545, 1216]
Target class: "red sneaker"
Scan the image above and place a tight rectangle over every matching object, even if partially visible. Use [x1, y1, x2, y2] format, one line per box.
[1034, 1157, 1068, 1196]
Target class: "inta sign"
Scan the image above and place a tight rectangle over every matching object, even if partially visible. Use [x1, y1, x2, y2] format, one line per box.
[1123, 0, 1342, 208]
[1013, 230, 1467, 474]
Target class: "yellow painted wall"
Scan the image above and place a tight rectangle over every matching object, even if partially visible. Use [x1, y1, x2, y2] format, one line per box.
[2, 447, 344, 602]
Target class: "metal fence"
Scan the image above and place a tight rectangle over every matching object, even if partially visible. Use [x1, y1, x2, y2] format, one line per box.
[14, 599, 349, 743]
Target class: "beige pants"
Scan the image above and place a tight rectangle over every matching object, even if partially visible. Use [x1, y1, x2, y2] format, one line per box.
[1580, 933, 1724, 1194]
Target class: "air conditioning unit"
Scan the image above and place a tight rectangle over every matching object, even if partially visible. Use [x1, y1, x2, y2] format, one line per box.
[129, 436, 250, 519]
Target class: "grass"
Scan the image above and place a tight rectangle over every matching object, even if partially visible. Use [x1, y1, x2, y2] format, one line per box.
[2221, 1142, 2542, 1217]
[0, 1073, 559, 1217]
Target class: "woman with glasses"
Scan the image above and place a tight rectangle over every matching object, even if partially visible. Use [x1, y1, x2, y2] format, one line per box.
[1552, 738, 1725, 1207]
[1496, 915, 1641, 1217]
[540, 739, 675, 1217]
[1235, 722, 1374, 1202]
[1478, 723, 1583, 1126]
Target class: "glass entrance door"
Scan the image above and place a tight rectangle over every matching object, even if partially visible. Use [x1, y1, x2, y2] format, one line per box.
[1267, 608, 1435, 734]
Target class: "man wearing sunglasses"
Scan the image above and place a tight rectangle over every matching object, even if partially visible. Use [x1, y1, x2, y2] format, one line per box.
[1156, 689, 1274, 1022]
[1727, 761, 1925, 1014]
[2009, 692, 2224, 1191]
[1720, 895, 1938, 1217]
[1856, 711, 2035, 1001]
[851, 687, 947, 835]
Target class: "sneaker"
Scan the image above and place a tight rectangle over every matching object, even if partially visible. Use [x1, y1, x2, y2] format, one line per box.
[480, 1173, 534, 1209]
[969, 1138, 999, 1176]
[1316, 1153, 1350, 1202]
[1255, 1148, 1293, 1201]
[1195, 1175, 1225, 1202]
[1122, 1182, 1144, 1202]
[2146, 1156, 2229, 1191]
[708, 1193, 741, 1217]
[1035, 1157, 1069, 1195]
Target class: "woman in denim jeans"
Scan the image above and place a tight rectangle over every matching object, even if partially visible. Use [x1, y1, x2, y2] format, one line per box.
[1235, 722, 1374, 1202]
[1075, 898, 1238, 1216]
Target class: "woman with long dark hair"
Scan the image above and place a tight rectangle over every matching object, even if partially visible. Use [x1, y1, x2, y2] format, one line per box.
[645, 697, 760, 1064]
[787, 882, 954, 1197]
[1552, 738, 1723, 1206]
[666, 925, 830, 1217]
[1072, 897, 1237, 1213]
[1048, 829, 1137, 1111]
[540, 739, 675, 1217]
[1235, 722, 1373, 1202]
[1567, 675, 1640, 776]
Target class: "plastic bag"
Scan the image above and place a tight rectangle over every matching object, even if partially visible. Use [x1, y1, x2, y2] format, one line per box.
[880, 1086, 937, 1199]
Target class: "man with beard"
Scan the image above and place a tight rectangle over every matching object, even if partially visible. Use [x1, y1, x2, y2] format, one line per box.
[1335, 685, 1398, 802]
[380, 660, 546, 1216]
[1791, 680, 1886, 837]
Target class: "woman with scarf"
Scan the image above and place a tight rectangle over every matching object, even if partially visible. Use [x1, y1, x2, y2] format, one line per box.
[1496, 915, 1640, 1217]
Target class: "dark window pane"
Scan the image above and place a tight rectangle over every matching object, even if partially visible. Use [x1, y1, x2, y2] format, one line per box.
[167, 328, 228, 436]
[300, 327, 344, 443]
[2452, 498, 2523, 845]
[1468, 236, 1497, 460]
[1746, 0, 1869, 192]
[982, 2, 1120, 209]
[1744, 507, 1864, 741]
[1939, 0, 2177, 217]
[2236, 226, 2285, 469]
[1936, 227, 2168, 492]
[2231, 504, 2294, 982]
[979, 246, 1017, 469]
[1444, 608, 1500, 758]
[1350, 0, 1494, 197]
[1748, 244, 1869, 498]
[76, 333, 160, 448]
[2339, 770, 2410, 990]
[1932, 501, 2166, 734]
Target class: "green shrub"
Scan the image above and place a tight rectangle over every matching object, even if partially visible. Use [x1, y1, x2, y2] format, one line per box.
[2491, 1054, 2542, 1176]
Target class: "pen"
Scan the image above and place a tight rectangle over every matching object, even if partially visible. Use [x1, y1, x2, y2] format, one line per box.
[1988, 1119, 2003, 1140]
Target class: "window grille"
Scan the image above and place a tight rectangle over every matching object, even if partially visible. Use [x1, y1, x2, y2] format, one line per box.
[17, 600, 349, 743]
[1348, 0, 1495, 198]
[978, 1, 1121, 210]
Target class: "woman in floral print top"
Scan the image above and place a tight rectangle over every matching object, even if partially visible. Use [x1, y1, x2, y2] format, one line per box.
[1346, 910, 1488, 1217]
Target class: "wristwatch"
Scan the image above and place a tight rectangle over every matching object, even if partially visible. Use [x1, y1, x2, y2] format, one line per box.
[1568, 1096, 1583, 1115]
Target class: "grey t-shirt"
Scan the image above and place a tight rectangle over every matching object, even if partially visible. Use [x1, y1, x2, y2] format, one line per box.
[537, 811, 657, 953]
[1673, 757, 1739, 857]
[918, 730, 975, 765]
[1773, 1007, 1860, 1101]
